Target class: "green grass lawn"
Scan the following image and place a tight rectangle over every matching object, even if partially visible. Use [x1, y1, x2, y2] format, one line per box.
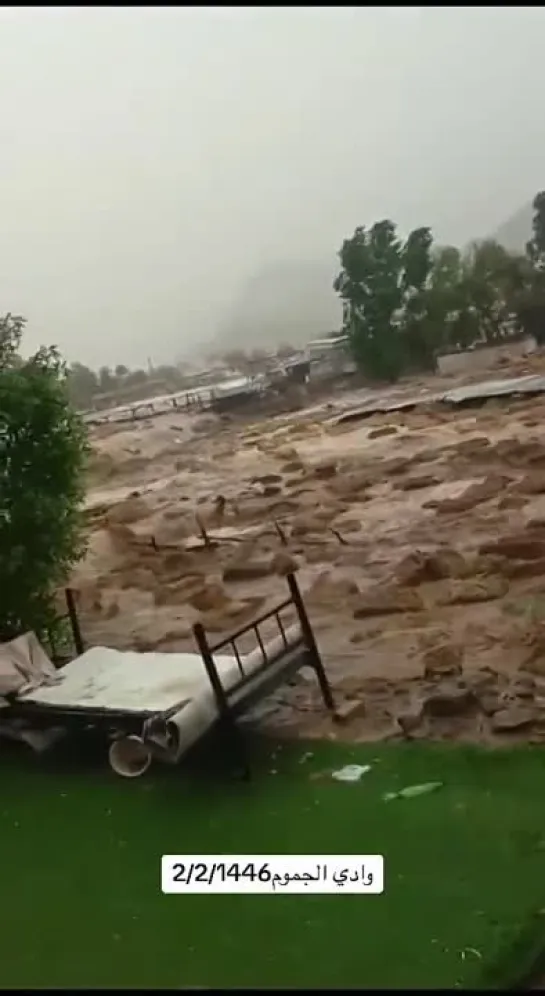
[2, 736, 545, 988]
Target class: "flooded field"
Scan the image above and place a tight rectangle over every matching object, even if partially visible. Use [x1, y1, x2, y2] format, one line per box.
[73, 351, 545, 746]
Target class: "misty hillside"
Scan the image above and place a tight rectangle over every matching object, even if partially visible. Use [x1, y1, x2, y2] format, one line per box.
[493, 202, 532, 253]
[215, 260, 343, 351]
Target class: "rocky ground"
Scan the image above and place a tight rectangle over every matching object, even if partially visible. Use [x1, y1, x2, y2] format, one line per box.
[71, 351, 545, 747]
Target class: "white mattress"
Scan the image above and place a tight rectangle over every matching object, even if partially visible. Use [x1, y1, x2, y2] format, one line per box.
[16, 647, 241, 713]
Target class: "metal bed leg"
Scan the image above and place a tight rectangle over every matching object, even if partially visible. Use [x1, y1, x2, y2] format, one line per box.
[221, 716, 251, 781]
[311, 655, 336, 712]
[193, 622, 251, 780]
[286, 572, 336, 712]
[65, 587, 85, 656]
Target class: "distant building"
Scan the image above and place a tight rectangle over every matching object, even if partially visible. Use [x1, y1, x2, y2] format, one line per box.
[305, 334, 356, 378]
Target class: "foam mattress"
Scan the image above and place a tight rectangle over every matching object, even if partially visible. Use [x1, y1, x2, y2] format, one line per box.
[16, 646, 241, 714]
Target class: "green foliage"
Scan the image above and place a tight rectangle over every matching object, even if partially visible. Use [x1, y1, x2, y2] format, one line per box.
[0, 313, 25, 367]
[515, 192, 545, 345]
[461, 240, 528, 343]
[0, 315, 89, 640]
[526, 191, 545, 268]
[334, 220, 436, 380]
[400, 226, 436, 372]
[334, 221, 402, 380]
[516, 293, 545, 344]
[426, 245, 477, 351]
[67, 361, 98, 409]
[123, 368, 148, 387]
[98, 365, 115, 393]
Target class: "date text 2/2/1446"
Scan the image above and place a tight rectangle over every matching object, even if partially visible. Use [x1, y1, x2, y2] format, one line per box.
[161, 855, 384, 894]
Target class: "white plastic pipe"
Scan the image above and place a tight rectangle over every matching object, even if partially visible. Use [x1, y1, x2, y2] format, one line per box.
[108, 735, 153, 778]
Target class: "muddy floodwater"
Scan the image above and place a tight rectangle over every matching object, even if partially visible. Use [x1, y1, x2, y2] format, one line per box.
[74, 351, 545, 746]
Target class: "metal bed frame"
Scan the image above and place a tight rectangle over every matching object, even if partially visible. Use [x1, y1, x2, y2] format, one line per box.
[4, 573, 336, 776]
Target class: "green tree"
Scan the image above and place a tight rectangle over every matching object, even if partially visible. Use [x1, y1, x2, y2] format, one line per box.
[67, 362, 98, 409]
[124, 368, 148, 387]
[335, 207, 544, 378]
[0, 315, 88, 640]
[335, 220, 441, 380]
[154, 364, 183, 389]
[400, 226, 436, 371]
[526, 191, 545, 269]
[114, 364, 129, 378]
[0, 314, 26, 367]
[334, 220, 404, 380]
[426, 246, 475, 351]
[513, 192, 545, 344]
[426, 241, 529, 351]
[98, 365, 115, 392]
[460, 240, 525, 343]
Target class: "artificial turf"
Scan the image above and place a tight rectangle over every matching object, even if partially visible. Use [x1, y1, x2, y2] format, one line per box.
[1, 737, 545, 989]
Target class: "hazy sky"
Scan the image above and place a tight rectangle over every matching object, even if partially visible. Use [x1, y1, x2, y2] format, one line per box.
[1, 6, 545, 367]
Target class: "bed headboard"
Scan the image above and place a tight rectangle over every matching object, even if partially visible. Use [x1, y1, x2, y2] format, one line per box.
[192, 572, 316, 716]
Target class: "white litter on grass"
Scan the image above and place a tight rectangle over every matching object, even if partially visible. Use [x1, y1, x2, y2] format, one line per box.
[331, 764, 372, 783]
[460, 947, 482, 961]
[383, 781, 443, 801]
